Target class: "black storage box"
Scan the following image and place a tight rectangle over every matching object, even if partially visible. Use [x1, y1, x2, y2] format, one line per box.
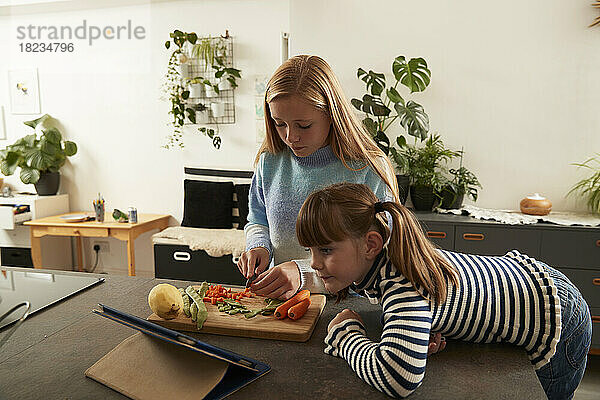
[1, 247, 33, 268]
[153, 243, 245, 285]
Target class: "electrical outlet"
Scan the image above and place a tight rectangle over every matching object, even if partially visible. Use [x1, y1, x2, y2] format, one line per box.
[93, 240, 110, 253]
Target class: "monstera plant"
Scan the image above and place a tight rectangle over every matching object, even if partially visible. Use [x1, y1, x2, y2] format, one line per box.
[0, 114, 77, 195]
[352, 55, 432, 203]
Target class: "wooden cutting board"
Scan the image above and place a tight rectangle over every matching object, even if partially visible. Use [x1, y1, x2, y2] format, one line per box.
[148, 287, 326, 342]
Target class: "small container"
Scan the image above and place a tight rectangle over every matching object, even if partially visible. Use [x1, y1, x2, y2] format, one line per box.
[128, 207, 138, 223]
[520, 193, 552, 216]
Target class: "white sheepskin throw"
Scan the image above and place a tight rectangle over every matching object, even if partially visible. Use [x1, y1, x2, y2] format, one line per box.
[152, 227, 245, 257]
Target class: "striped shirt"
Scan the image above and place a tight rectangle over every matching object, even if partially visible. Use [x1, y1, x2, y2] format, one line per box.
[324, 249, 561, 398]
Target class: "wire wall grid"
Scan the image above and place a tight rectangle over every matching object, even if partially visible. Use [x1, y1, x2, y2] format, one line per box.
[183, 36, 236, 125]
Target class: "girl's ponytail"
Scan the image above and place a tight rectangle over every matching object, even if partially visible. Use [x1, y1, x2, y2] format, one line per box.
[379, 202, 459, 304]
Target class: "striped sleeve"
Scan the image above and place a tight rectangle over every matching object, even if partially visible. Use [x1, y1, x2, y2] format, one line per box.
[323, 280, 432, 398]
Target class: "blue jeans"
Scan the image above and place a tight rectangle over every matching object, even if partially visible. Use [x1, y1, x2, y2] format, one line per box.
[535, 264, 592, 400]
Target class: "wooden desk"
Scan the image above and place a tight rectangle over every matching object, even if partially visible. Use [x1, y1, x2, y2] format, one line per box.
[24, 213, 170, 276]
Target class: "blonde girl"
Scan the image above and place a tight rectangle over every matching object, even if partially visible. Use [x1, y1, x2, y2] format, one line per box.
[237, 55, 399, 299]
[296, 182, 591, 400]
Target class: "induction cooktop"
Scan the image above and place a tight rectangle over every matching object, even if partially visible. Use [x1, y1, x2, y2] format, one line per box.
[0, 268, 104, 329]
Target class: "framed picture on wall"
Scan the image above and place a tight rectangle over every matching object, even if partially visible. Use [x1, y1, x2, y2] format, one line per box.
[8, 68, 41, 115]
[0, 105, 6, 140]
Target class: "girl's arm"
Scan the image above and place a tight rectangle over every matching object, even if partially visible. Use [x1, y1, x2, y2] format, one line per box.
[244, 158, 273, 260]
[323, 282, 432, 398]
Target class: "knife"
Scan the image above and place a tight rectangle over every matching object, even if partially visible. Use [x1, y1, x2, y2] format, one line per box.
[245, 260, 260, 288]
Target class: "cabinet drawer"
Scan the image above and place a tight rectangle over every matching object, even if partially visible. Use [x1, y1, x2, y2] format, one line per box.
[557, 268, 600, 309]
[0, 206, 31, 230]
[0, 247, 33, 267]
[45, 226, 109, 237]
[455, 225, 541, 257]
[420, 222, 455, 251]
[540, 230, 600, 269]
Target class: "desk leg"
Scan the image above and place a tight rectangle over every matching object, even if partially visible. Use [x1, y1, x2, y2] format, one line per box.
[76, 236, 83, 272]
[30, 229, 42, 269]
[127, 232, 136, 276]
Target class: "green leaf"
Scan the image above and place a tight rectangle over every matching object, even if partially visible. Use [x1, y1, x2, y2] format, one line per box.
[25, 148, 53, 170]
[362, 117, 378, 136]
[23, 114, 50, 129]
[392, 56, 431, 93]
[351, 98, 363, 111]
[396, 135, 407, 148]
[43, 127, 62, 144]
[394, 100, 430, 140]
[386, 87, 404, 104]
[215, 70, 225, 78]
[357, 68, 367, 79]
[39, 138, 59, 155]
[373, 131, 390, 155]
[361, 95, 390, 117]
[181, 90, 190, 100]
[186, 108, 196, 124]
[165, 40, 171, 49]
[63, 141, 77, 156]
[0, 151, 20, 176]
[20, 167, 40, 184]
[187, 33, 198, 44]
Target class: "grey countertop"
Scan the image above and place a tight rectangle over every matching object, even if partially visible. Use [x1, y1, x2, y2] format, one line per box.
[0, 268, 546, 400]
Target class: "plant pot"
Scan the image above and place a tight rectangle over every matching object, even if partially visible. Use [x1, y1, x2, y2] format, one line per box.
[189, 83, 203, 98]
[176, 64, 189, 80]
[439, 187, 464, 209]
[217, 79, 232, 91]
[34, 171, 60, 196]
[396, 174, 409, 205]
[410, 185, 438, 211]
[195, 110, 210, 124]
[210, 102, 226, 118]
[205, 85, 218, 97]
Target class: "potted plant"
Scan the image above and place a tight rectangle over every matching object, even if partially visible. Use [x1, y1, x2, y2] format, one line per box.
[439, 150, 482, 209]
[187, 77, 204, 98]
[193, 103, 210, 124]
[567, 153, 600, 214]
[396, 134, 459, 211]
[191, 36, 226, 72]
[352, 56, 432, 204]
[0, 114, 77, 195]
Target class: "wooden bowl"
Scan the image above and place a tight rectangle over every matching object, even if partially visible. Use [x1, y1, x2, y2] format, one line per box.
[520, 194, 552, 216]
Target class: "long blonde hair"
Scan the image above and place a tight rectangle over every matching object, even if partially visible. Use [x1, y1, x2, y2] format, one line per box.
[296, 183, 459, 304]
[256, 55, 399, 201]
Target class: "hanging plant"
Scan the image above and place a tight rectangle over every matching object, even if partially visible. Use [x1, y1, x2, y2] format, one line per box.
[162, 30, 198, 149]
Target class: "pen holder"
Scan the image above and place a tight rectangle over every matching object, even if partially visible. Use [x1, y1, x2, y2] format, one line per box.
[94, 203, 105, 223]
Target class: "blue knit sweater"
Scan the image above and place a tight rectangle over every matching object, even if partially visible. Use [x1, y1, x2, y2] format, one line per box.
[245, 145, 393, 293]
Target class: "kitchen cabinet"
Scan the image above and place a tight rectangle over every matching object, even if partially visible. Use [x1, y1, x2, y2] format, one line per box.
[416, 212, 600, 354]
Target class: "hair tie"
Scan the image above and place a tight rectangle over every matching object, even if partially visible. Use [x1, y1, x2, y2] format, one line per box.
[373, 201, 385, 213]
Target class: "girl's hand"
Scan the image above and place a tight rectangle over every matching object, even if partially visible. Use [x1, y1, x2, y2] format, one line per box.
[248, 261, 301, 300]
[328, 309, 363, 331]
[237, 247, 270, 279]
[427, 332, 446, 355]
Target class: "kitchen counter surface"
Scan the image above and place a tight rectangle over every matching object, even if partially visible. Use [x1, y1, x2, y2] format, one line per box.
[0, 267, 546, 399]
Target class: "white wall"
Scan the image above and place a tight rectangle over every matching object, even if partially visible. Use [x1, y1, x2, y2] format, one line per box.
[0, 0, 598, 275]
[290, 0, 600, 212]
[0, 0, 288, 276]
